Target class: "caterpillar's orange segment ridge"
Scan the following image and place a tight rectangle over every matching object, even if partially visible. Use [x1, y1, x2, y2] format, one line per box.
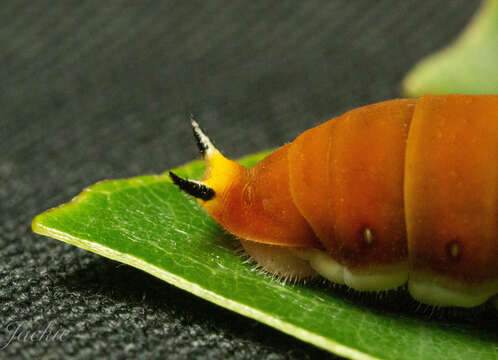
[289, 99, 416, 269]
[405, 94, 498, 307]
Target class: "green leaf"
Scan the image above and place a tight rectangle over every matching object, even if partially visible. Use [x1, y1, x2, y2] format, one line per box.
[403, 0, 498, 96]
[32, 150, 497, 360]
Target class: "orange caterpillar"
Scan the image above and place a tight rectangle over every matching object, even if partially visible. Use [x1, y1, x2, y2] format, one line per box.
[170, 95, 498, 308]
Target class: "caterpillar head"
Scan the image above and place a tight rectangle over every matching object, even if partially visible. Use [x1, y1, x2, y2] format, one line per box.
[169, 118, 320, 249]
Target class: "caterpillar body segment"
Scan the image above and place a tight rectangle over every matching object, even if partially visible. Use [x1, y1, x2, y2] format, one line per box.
[405, 95, 498, 307]
[288, 99, 415, 293]
[170, 95, 498, 308]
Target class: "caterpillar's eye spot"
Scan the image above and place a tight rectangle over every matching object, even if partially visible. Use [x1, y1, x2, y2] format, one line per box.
[446, 240, 461, 261]
[363, 228, 374, 245]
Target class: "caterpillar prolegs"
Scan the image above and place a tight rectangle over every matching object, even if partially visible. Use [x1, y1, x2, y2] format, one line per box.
[170, 95, 498, 308]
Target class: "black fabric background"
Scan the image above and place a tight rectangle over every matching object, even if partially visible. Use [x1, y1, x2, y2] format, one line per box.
[0, 1, 482, 359]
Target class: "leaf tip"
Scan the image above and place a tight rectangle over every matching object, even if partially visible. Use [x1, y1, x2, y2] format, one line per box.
[31, 213, 47, 236]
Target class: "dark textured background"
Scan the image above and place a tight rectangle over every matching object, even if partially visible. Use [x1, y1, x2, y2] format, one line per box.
[0, 1, 482, 359]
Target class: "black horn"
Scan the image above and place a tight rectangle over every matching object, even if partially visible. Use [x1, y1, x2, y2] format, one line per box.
[169, 171, 215, 201]
[190, 115, 216, 157]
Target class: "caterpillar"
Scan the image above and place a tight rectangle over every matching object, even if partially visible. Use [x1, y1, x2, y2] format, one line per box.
[169, 94, 498, 308]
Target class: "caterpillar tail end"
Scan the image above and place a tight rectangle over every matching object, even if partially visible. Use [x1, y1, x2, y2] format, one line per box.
[171, 117, 246, 236]
[168, 116, 223, 202]
[170, 117, 244, 202]
[188, 116, 246, 200]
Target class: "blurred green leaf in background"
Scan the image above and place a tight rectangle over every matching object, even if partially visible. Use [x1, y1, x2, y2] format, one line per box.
[403, 0, 498, 96]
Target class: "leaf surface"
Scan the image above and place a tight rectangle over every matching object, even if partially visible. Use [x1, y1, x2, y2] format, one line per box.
[32, 151, 498, 360]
